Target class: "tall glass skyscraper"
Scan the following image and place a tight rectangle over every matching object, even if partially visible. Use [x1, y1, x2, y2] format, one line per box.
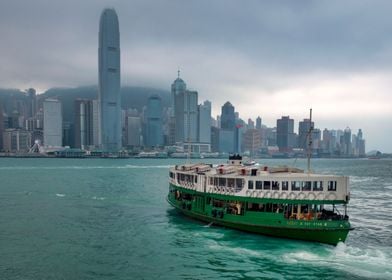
[146, 95, 163, 147]
[98, 8, 121, 151]
[171, 74, 198, 143]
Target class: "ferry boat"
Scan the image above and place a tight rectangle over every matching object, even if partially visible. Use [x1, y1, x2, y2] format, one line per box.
[168, 109, 352, 245]
[167, 155, 352, 245]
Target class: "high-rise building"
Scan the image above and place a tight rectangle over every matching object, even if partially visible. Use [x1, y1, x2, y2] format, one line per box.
[256, 116, 262, 130]
[243, 129, 261, 156]
[26, 88, 37, 118]
[357, 129, 366, 156]
[298, 119, 314, 150]
[171, 73, 198, 143]
[43, 99, 62, 147]
[0, 102, 3, 151]
[2, 129, 32, 152]
[127, 116, 142, 147]
[343, 127, 352, 156]
[247, 118, 255, 129]
[198, 100, 211, 144]
[145, 95, 163, 147]
[99, 8, 121, 151]
[92, 100, 100, 146]
[276, 116, 295, 152]
[74, 99, 94, 149]
[218, 102, 239, 153]
[220, 102, 235, 130]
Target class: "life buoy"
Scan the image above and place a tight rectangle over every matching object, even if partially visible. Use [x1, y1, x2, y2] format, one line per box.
[258, 191, 265, 198]
[273, 191, 280, 199]
[317, 193, 325, 200]
[264, 191, 271, 198]
[327, 193, 337, 200]
[246, 190, 251, 196]
[252, 190, 258, 197]
[308, 193, 316, 200]
[297, 192, 305, 199]
[289, 192, 297, 199]
[280, 192, 288, 199]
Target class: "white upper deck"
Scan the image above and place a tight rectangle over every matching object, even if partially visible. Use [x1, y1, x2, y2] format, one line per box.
[169, 159, 350, 203]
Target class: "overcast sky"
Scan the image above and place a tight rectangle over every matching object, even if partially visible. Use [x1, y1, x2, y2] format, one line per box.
[0, 0, 391, 151]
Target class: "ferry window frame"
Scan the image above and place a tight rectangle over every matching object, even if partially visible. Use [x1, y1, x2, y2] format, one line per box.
[272, 181, 280, 190]
[282, 181, 289, 191]
[302, 181, 311, 191]
[227, 178, 235, 188]
[256, 181, 263, 190]
[248, 180, 254, 189]
[219, 177, 226, 187]
[328, 181, 337, 191]
[291, 181, 301, 191]
[313, 181, 323, 191]
[236, 178, 243, 189]
[263, 181, 271, 190]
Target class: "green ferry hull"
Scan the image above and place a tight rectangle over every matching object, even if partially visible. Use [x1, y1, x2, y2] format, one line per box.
[167, 191, 350, 246]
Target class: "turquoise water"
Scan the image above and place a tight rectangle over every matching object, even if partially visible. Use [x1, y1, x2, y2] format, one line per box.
[0, 158, 391, 279]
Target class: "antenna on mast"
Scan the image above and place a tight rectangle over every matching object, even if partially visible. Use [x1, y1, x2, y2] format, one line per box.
[307, 108, 313, 173]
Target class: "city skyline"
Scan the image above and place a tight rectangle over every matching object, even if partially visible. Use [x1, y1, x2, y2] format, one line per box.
[0, 1, 391, 151]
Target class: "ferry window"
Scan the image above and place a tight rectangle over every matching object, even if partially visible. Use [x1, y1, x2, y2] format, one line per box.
[282, 181, 289, 191]
[214, 177, 218, 186]
[248, 180, 254, 189]
[291, 181, 301, 191]
[236, 179, 243, 188]
[219, 178, 226, 187]
[302, 181, 311, 191]
[195, 176, 198, 183]
[256, 181, 263, 190]
[313, 181, 323, 191]
[266, 203, 272, 212]
[210, 177, 213, 185]
[263, 181, 271, 190]
[328, 181, 337, 191]
[227, 178, 235, 188]
[272, 181, 280, 190]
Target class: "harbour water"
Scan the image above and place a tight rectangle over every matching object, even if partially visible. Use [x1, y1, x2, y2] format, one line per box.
[0, 158, 391, 279]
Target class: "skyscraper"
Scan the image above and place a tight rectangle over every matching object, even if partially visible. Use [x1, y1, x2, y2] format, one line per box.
[256, 116, 262, 129]
[220, 102, 235, 130]
[171, 73, 198, 143]
[74, 99, 94, 149]
[276, 116, 295, 153]
[198, 100, 211, 144]
[43, 99, 62, 147]
[145, 95, 163, 147]
[219, 102, 237, 153]
[298, 118, 314, 150]
[98, 8, 121, 151]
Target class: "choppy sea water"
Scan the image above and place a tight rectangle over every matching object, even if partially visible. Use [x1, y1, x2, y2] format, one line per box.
[0, 158, 391, 280]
